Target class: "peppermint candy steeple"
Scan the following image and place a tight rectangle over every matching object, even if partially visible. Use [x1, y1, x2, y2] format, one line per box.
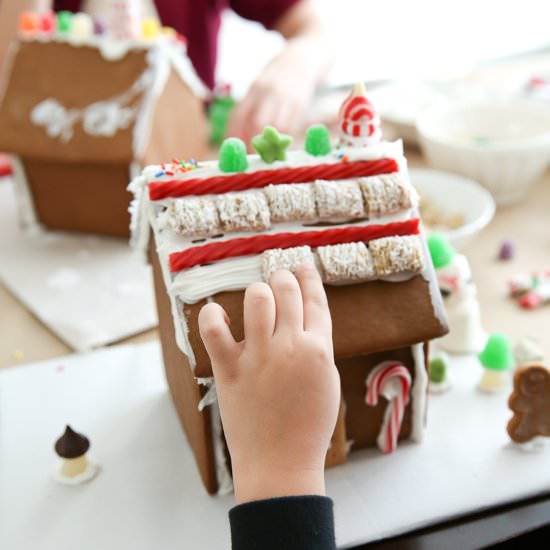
[338, 82, 381, 147]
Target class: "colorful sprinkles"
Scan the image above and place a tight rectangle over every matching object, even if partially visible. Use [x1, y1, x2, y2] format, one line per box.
[154, 159, 200, 179]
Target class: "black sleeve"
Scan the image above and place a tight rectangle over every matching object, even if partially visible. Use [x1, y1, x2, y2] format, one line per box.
[229, 495, 336, 550]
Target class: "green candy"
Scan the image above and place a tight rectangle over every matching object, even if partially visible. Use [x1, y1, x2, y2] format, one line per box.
[479, 333, 514, 371]
[218, 137, 248, 173]
[429, 357, 447, 384]
[427, 233, 455, 270]
[57, 11, 73, 33]
[305, 124, 332, 156]
[208, 96, 236, 146]
[252, 126, 292, 164]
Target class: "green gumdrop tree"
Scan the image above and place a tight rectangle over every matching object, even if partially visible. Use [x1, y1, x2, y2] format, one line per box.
[478, 332, 514, 371]
[305, 124, 332, 156]
[429, 357, 447, 383]
[427, 233, 455, 269]
[218, 138, 248, 173]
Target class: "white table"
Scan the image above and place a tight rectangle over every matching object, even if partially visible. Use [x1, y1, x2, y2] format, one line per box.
[1, 342, 549, 550]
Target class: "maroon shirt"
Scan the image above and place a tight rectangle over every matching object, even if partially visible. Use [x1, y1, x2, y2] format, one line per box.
[54, 0, 300, 89]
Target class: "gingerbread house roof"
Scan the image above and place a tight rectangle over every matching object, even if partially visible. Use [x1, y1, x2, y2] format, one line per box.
[130, 97, 448, 377]
[0, 32, 207, 164]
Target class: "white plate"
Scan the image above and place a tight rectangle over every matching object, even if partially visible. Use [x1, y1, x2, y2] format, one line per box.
[410, 168, 496, 250]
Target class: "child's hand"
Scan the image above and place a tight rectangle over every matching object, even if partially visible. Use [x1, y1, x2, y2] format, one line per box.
[198, 264, 340, 504]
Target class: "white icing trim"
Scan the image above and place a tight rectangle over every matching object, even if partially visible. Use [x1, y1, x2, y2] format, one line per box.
[128, 173, 150, 260]
[19, 32, 209, 94]
[145, 141, 405, 185]
[411, 343, 428, 442]
[53, 457, 100, 486]
[148, 205, 196, 365]
[199, 380, 233, 496]
[197, 377, 217, 411]
[418, 218, 448, 329]
[10, 155, 43, 235]
[30, 69, 151, 142]
[171, 251, 419, 305]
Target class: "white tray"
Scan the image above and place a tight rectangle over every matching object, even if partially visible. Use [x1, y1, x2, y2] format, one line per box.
[1, 341, 548, 550]
[0, 179, 156, 351]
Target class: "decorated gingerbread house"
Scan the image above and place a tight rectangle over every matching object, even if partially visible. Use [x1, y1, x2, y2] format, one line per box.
[0, 8, 208, 237]
[129, 84, 448, 494]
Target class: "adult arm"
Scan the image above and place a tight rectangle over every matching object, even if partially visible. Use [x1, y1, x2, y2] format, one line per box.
[227, 0, 334, 146]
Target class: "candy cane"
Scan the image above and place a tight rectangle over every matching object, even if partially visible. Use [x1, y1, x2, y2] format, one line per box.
[366, 361, 412, 453]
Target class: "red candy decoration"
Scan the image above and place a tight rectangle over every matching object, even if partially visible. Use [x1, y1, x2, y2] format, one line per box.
[519, 291, 543, 310]
[169, 218, 420, 272]
[149, 158, 398, 200]
[338, 83, 381, 146]
[39, 12, 56, 33]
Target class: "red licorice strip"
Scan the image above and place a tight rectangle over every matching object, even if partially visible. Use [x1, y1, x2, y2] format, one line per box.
[169, 218, 420, 272]
[149, 158, 398, 200]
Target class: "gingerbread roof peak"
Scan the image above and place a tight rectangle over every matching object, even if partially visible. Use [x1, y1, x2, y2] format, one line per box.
[0, 33, 207, 162]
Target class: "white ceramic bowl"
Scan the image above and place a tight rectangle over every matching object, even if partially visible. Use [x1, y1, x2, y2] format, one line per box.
[416, 100, 550, 205]
[410, 168, 495, 250]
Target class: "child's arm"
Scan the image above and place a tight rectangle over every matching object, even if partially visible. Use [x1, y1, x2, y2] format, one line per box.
[199, 264, 339, 548]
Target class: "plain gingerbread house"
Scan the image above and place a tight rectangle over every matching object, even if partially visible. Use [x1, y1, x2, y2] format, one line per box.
[0, 25, 208, 237]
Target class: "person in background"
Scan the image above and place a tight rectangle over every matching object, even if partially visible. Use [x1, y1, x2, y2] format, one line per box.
[199, 264, 339, 549]
[0, 0, 333, 146]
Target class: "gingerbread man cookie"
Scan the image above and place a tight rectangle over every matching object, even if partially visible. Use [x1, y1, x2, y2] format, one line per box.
[507, 364, 550, 444]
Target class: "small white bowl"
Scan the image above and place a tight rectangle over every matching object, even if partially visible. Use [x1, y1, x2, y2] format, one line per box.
[416, 100, 550, 205]
[410, 168, 496, 250]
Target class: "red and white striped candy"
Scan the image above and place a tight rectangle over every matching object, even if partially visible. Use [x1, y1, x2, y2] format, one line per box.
[338, 82, 381, 147]
[366, 361, 412, 453]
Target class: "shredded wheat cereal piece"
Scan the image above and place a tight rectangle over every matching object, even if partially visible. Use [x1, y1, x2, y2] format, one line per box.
[369, 235, 425, 276]
[264, 183, 317, 222]
[167, 197, 221, 238]
[317, 242, 375, 283]
[217, 191, 271, 232]
[314, 179, 365, 219]
[261, 246, 315, 281]
[359, 174, 417, 217]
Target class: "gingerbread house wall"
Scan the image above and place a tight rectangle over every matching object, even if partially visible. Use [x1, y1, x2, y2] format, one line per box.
[150, 241, 219, 495]
[20, 158, 133, 237]
[180, 277, 443, 379]
[338, 344, 428, 450]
